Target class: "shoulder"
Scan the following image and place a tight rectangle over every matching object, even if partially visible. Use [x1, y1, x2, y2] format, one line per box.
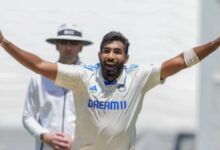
[124, 64, 139, 73]
[84, 63, 100, 72]
[125, 64, 139, 70]
[57, 63, 85, 74]
[30, 73, 55, 85]
[29, 74, 42, 83]
[125, 63, 161, 75]
[27, 74, 43, 88]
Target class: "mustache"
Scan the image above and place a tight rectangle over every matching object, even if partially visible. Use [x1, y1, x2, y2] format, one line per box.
[101, 61, 124, 76]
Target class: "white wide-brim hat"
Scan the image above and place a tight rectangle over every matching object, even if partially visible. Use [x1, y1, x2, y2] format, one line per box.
[46, 23, 93, 46]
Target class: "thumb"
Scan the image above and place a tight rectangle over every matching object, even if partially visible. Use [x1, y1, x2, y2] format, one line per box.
[55, 132, 65, 137]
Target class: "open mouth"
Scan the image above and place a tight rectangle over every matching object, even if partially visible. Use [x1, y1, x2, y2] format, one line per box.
[104, 63, 117, 70]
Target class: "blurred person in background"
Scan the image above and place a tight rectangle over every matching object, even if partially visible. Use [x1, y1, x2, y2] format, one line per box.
[22, 23, 92, 150]
[0, 29, 219, 150]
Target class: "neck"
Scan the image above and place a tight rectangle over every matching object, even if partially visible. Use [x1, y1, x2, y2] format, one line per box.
[104, 77, 116, 82]
[58, 57, 78, 64]
[102, 73, 119, 82]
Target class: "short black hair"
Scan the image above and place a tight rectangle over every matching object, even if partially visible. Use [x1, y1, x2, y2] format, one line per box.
[100, 31, 130, 54]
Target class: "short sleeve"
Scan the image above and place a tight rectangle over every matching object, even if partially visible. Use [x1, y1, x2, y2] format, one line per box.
[55, 63, 85, 90]
[142, 64, 165, 93]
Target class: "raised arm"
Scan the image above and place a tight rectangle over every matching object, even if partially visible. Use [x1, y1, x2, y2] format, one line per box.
[0, 31, 57, 81]
[161, 37, 220, 79]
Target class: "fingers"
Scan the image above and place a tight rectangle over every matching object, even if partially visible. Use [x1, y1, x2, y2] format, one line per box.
[43, 132, 72, 150]
[55, 132, 65, 137]
[51, 133, 72, 150]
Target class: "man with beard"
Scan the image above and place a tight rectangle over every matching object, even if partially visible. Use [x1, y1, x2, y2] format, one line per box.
[0, 30, 220, 150]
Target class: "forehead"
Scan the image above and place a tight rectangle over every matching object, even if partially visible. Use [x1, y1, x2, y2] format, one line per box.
[103, 40, 125, 49]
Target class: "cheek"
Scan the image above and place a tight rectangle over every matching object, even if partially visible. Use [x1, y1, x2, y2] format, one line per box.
[76, 45, 82, 51]
[70, 47, 81, 53]
[75, 48, 82, 53]
[57, 45, 63, 50]
[118, 56, 126, 62]
[99, 54, 107, 61]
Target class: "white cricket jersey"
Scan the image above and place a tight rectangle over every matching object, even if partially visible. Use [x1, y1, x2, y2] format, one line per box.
[55, 63, 163, 150]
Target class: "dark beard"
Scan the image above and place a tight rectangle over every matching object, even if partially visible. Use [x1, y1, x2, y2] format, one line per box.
[100, 62, 124, 81]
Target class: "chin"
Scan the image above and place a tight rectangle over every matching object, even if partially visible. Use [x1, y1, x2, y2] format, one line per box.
[105, 70, 120, 79]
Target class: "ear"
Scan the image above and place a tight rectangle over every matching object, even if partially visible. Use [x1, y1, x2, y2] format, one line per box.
[55, 43, 59, 51]
[79, 44, 83, 52]
[125, 54, 129, 63]
[98, 52, 101, 61]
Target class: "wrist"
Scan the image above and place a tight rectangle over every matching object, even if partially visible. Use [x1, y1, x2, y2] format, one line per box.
[0, 38, 7, 47]
[211, 37, 220, 48]
[0, 38, 4, 46]
[40, 133, 45, 142]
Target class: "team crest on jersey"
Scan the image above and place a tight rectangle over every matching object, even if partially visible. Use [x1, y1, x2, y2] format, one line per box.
[89, 85, 97, 93]
[117, 84, 126, 92]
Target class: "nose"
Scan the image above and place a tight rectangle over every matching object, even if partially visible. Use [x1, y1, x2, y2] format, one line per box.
[66, 42, 72, 48]
[64, 44, 72, 51]
[106, 51, 116, 61]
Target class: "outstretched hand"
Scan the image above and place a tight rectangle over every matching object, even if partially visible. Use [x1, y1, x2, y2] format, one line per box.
[216, 37, 220, 46]
[212, 36, 220, 48]
[0, 30, 4, 44]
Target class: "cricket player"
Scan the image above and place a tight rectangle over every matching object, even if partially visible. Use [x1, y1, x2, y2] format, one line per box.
[0, 30, 219, 150]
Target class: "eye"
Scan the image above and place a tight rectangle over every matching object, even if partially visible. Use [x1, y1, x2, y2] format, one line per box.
[69, 41, 81, 46]
[102, 48, 111, 53]
[114, 48, 123, 54]
[59, 40, 68, 45]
